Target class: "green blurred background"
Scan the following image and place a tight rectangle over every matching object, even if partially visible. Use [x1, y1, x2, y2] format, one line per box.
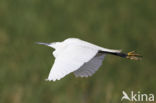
[0, 0, 156, 103]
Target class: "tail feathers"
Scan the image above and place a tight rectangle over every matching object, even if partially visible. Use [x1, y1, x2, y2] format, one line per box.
[108, 49, 122, 53]
[102, 49, 122, 53]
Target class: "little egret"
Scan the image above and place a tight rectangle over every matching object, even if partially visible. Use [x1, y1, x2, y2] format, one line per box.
[37, 38, 141, 81]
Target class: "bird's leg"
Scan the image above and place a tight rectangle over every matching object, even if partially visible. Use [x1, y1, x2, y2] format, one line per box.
[98, 50, 142, 60]
[126, 51, 142, 60]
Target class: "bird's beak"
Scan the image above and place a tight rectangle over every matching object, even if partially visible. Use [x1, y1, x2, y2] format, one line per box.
[36, 42, 50, 47]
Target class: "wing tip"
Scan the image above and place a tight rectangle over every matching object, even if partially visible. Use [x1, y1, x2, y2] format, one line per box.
[45, 78, 57, 82]
[45, 78, 54, 81]
[45, 76, 62, 82]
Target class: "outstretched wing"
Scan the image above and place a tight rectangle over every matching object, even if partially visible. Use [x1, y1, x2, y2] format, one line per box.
[74, 53, 105, 77]
[47, 45, 98, 81]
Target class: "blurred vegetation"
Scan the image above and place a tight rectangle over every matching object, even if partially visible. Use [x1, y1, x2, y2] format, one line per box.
[0, 0, 156, 103]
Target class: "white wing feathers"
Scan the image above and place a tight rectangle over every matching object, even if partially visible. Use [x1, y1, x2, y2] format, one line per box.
[74, 53, 105, 77]
[47, 45, 98, 81]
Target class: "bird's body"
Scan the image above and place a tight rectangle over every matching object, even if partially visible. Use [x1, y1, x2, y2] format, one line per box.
[37, 38, 141, 81]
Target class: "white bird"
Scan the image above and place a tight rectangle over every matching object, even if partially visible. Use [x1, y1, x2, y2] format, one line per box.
[37, 38, 141, 81]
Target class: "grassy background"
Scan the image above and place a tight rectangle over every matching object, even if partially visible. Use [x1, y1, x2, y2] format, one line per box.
[0, 0, 156, 103]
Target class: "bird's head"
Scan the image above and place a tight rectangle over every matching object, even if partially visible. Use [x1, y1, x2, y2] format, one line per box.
[36, 42, 61, 49]
[48, 42, 61, 49]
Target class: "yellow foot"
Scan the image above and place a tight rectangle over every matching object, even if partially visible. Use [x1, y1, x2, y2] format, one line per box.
[126, 51, 142, 60]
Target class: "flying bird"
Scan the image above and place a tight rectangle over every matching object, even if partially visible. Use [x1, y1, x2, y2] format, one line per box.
[37, 38, 141, 81]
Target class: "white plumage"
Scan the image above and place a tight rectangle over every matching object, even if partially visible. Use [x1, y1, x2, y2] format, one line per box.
[74, 53, 105, 77]
[37, 38, 125, 81]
